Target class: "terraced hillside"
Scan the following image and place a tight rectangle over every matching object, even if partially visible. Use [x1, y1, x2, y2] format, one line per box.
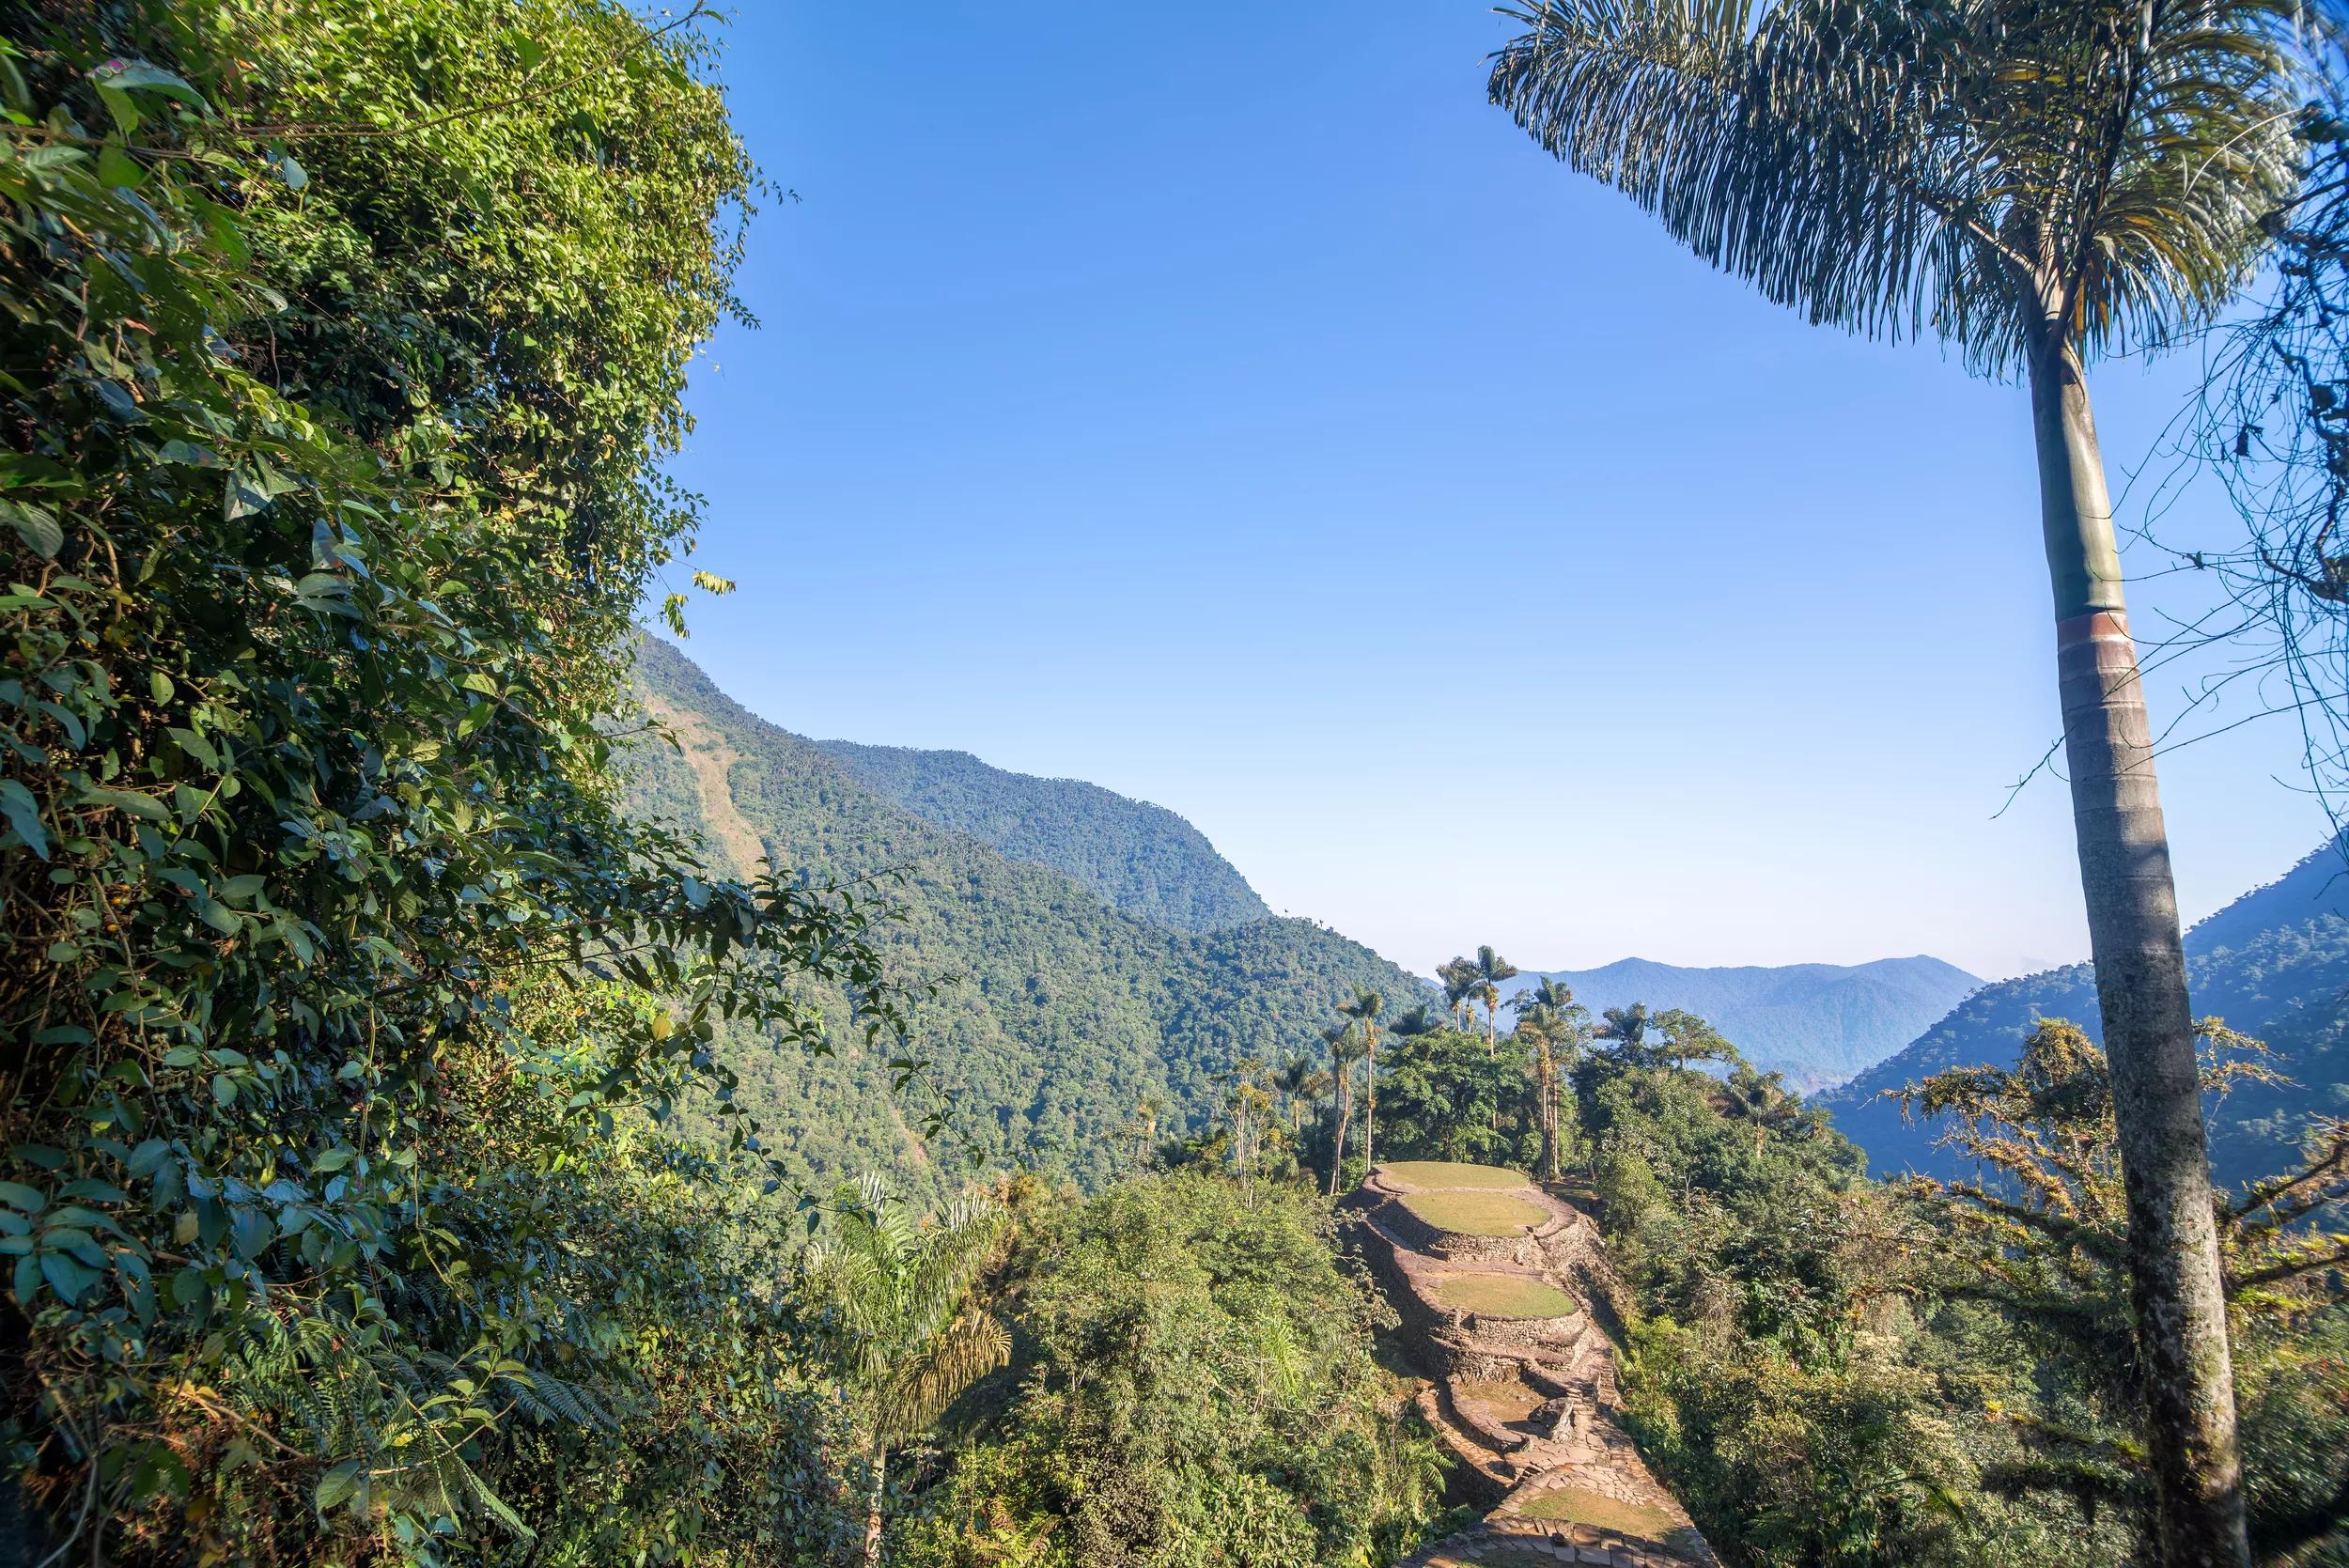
[1351, 1163, 1716, 1568]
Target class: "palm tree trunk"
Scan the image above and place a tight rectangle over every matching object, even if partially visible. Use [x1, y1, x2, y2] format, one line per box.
[2028, 335, 2248, 1568]
[863, 1440, 887, 1568]
[1363, 1030, 1377, 1173]
[1328, 1078, 1352, 1199]
[1532, 1047, 1550, 1183]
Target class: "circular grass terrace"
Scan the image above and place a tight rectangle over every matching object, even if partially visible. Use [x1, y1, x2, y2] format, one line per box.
[1399, 1189, 1550, 1237]
[1434, 1272, 1579, 1320]
[1514, 1483, 1683, 1540]
[1377, 1160, 1528, 1192]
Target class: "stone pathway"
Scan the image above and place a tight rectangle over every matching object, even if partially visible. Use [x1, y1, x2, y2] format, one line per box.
[1351, 1163, 1717, 1568]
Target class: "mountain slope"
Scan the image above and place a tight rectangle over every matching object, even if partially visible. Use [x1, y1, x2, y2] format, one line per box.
[1825, 839, 2349, 1186]
[622, 638, 1424, 1194]
[812, 737, 1269, 933]
[1502, 955, 1983, 1092]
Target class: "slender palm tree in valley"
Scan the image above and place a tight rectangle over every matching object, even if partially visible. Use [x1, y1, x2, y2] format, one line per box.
[1129, 1094, 1163, 1172]
[1438, 955, 1480, 1028]
[1470, 944, 1520, 1054]
[800, 1177, 1010, 1568]
[1337, 986, 1386, 1170]
[1490, 3, 2301, 1556]
[1324, 1021, 1366, 1198]
[1517, 977, 1587, 1179]
[1275, 1057, 1316, 1133]
[1598, 1002, 1650, 1058]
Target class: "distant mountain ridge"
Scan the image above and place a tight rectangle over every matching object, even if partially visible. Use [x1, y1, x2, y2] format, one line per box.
[622, 638, 1426, 1193]
[812, 737, 1269, 933]
[1825, 837, 2349, 1186]
[1502, 955, 1983, 1092]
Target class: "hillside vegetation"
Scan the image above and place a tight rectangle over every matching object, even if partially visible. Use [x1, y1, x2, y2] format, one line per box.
[813, 734, 1271, 933]
[626, 637, 1431, 1193]
[1827, 838, 2349, 1186]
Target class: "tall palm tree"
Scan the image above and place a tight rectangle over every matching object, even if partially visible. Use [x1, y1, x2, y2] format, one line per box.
[1337, 986, 1386, 1171]
[1437, 955, 1480, 1028]
[1275, 1056, 1317, 1132]
[800, 1176, 1011, 1567]
[1517, 978, 1588, 1180]
[1721, 1063, 1803, 1154]
[1129, 1094, 1164, 1171]
[1391, 1002, 1440, 1040]
[1489, 6, 2301, 1557]
[1228, 1075, 1274, 1183]
[1323, 1021, 1366, 1198]
[1598, 1002, 1649, 1055]
[1301, 1065, 1335, 1131]
[1470, 945, 1520, 1053]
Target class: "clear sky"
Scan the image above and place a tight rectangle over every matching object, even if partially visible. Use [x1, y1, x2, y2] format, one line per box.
[655, 0, 2333, 984]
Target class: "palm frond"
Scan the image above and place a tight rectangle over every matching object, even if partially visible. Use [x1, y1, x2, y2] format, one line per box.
[1490, 0, 2304, 374]
[884, 1307, 1012, 1438]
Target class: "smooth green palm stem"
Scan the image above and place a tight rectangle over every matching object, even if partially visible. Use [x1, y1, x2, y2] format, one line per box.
[2028, 334, 2249, 1568]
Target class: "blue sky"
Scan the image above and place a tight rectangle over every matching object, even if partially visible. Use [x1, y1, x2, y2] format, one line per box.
[655, 0, 2331, 982]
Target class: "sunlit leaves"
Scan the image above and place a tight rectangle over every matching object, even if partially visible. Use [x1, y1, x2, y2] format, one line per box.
[0, 1, 901, 1561]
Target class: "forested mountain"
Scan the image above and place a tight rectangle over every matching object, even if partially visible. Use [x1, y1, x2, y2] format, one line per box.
[1501, 955, 1982, 1091]
[625, 637, 1428, 1192]
[1827, 838, 2349, 1185]
[812, 735, 1270, 932]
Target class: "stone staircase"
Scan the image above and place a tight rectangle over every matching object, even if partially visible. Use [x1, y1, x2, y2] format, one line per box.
[1350, 1162, 1717, 1568]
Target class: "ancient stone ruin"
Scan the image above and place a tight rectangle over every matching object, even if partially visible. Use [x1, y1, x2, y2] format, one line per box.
[1351, 1161, 1718, 1568]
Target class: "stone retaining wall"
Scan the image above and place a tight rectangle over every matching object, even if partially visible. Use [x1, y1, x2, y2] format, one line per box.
[1353, 1163, 1717, 1568]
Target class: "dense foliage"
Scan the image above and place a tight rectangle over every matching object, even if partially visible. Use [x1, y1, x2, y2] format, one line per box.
[625, 638, 1435, 1196]
[1373, 994, 2349, 1565]
[813, 737, 1272, 935]
[0, 4, 901, 1560]
[898, 1172, 1445, 1568]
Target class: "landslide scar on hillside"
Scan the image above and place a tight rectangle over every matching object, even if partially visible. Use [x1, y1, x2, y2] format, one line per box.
[641, 694, 769, 881]
[637, 691, 933, 1169]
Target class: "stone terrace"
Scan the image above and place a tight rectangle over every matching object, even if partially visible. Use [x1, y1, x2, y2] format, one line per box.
[1351, 1161, 1717, 1568]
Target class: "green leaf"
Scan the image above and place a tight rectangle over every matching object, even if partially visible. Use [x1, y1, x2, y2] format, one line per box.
[91, 82, 137, 136]
[39, 1249, 101, 1304]
[9, 505, 60, 559]
[0, 1182, 43, 1214]
[157, 440, 221, 469]
[315, 1463, 361, 1513]
[75, 786, 168, 823]
[0, 779, 48, 859]
[92, 62, 210, 113]
[169, 1267, 206, 1309]
[96, 142, 140, 188]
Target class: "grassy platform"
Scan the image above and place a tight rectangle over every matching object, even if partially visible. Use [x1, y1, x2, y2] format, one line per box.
[1401, 1189, 1549, 1236]
[1378, 1160, 1527, 1192]
[1453, 1376, 1548, 1422]
[1513, 1483, 1682, 1540]
[1435, 1273, 1578, 1320]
